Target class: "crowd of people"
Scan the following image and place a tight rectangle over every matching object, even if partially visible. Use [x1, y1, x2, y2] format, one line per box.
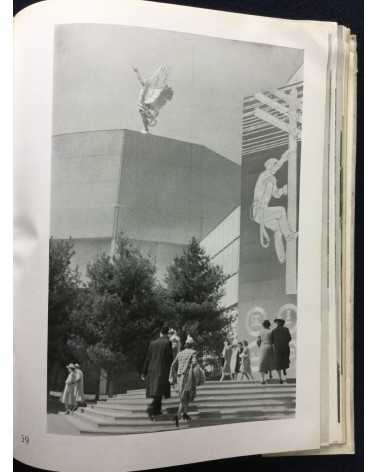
[220, 339, 253, 382]
[60, 363, 85, 414]
[60, 318, 292, 424]
[220, 317, 292, 384]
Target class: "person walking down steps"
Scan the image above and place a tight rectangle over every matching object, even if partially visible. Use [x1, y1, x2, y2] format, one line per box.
[169, 335, 205, 427]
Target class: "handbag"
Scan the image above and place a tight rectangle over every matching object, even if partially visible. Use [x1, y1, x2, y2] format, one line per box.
[192, 363, 206, 386]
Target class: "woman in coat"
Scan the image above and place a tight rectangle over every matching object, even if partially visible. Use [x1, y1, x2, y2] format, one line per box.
[240, 340, 253, 381]
[257, 320, 274, 384]
[60, 364, 78, 414]
[169, 336, 204, 427]
[74, 363, 85, 408]
[219, 340, 232, 381]
[272, 318, 292, 383]
[169, 329, 181, 359]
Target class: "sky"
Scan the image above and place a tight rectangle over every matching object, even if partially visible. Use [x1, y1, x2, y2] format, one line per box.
[53, 24, 303, 164]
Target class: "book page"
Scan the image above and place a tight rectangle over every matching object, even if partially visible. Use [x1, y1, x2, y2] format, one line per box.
[14, 1, 334, 470]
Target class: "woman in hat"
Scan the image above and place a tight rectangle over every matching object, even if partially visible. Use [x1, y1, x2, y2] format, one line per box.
[272, 318, 292, 383]
[257, 320, 274, 384]
[230, 341, 241, 380]
[169, 328, 181, 359]
[169, 335, 204, 427]
[60, 364, 78, 414]
[73, 363, 85, 408]
[240, 340, 254, 381]
[219, 339, 233, 382]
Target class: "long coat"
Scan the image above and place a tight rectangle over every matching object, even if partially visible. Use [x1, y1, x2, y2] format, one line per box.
[258, 328, 274, 372]
[271, 326, 292, 370]
[74, 369, 85, 402]
[60, 371, 77, 407]
[143, 336, 173, 399]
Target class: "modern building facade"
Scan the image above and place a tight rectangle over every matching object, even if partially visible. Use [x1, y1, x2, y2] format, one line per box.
[201, 74, 303, 376]
[51, 129, 241, 281]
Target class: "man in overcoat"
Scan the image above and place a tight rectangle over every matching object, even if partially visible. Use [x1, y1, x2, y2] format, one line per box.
[142, 325, 173, 419]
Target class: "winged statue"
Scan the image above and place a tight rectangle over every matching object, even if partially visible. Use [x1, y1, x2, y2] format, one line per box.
[132, 65, 174, 133]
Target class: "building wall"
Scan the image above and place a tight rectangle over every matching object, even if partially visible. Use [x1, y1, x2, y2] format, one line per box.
[51, 130, 124, 239]
[51, 129, 241, 280]
[116, 131, 241, 245]
[69, 238, 112, 279]
[130, 239, 187, 282]
[200, 207, 240, 309]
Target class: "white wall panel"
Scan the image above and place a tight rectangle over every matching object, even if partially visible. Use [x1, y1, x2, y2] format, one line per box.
[221, 274, 239, 309]
[200, 206, 240, 258]
[212, 239, 240, 278]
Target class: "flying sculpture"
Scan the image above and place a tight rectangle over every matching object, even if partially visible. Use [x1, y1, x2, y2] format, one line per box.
[133, 65, 174, 133]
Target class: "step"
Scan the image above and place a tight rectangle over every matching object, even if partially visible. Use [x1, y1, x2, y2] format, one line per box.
[87, 400, 295, 418]
[119, 382, 295, 394]
[204, 380, 296, 385]
[66, 411, 295, 435]
[84, 406, 201, 422]
[114, 387, 296, 400]
[94, 401, 295, 414]
[109, 393, 295, 404]
[74, 407, 295, 428]
[66, 414, 189, 435]
[85, 405, 289, 420]
[102, 396, 295, 410]
[103, 398, 295, 411]
[90, 403, 295, 417]
[73, 411, 180, 428]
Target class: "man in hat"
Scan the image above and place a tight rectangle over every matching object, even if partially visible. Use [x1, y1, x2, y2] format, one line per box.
[73, 363, 85, 409]
[169, 334, 199, 426]
[271, 318, 292, 383]
[142, 325, 173, 419]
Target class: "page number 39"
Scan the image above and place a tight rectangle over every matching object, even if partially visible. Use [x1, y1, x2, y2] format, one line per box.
[21, 434, 30, 444]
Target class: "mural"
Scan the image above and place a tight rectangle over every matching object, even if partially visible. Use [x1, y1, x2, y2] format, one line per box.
[238, 80, 303, 378]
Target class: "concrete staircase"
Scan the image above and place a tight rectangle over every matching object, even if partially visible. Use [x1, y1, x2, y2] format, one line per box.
[65, 380, 296, 435]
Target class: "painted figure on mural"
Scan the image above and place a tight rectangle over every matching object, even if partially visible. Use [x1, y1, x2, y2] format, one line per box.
[245, 306, 267, 374]
[133, 65, 174, 133]
[250, 149, 297, 263]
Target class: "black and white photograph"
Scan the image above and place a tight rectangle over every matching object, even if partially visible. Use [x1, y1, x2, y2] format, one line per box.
[45, 22, 305, 437]
[46, 23, 303, 436]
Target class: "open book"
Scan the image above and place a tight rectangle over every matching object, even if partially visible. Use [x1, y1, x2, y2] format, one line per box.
[14, 0, 357, 470]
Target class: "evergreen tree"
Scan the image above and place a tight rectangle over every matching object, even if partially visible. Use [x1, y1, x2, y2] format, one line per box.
[70, 236, 174, 378]
[47, 237, 81, 389]
[165, 237, 232, 356]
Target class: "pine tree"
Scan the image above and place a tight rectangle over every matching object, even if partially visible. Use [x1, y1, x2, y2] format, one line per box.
[70, 235, 174, 376]
[165, 237, 232, 356]
[47, 237, 81, 389]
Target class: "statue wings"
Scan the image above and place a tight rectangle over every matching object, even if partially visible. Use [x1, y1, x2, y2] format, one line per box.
[143, 65, 170, 105]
